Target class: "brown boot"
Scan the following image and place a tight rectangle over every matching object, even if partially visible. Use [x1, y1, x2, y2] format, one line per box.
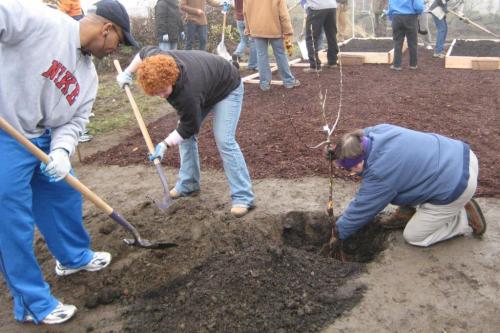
[379, 206, 416, 229]
[464, 199, 487, 236]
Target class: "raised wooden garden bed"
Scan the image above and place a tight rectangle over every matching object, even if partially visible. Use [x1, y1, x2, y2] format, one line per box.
[330, 37, 406, 64]
[445, 39, 500, 70]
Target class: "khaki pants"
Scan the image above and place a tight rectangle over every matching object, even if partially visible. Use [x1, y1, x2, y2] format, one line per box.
[403, 151, 478, 247]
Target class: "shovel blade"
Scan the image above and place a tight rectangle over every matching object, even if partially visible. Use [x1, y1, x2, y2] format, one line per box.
[217, 42, 231, 61]
[153, 192, 172, 211]
[124, 238, 178, 249]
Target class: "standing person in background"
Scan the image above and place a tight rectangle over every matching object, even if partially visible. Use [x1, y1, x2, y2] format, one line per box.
[429, 0, 464, 58]
[302, 0, 339, 73]
[57, 0, 84, 20]
[418, 0, 433, 50]
[336, 0, 349, 39]
[373, 0, 388, 36]
[388, 0, 424, 70]
[232, 0, 257, 71]
[0, 0, 137, 325]
[180, 0, 225, 51]
[155, 0, 185, 51]
[299, 0, 325, 51]
[243, 0, 300, 91]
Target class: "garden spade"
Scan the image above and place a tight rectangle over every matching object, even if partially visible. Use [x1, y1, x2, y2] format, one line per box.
[448, 9, 499, 38]
[0, 116, 177, 250]
[114, 60, 172, 211]
[216, 8, 232, 61]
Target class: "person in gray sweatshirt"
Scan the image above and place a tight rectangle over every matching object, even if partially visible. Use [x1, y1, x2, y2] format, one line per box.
[0, 0, 137, 325]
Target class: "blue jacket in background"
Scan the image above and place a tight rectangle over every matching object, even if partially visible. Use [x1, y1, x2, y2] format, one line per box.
[388, 0, 424, 19]
[336, 124, 470, 240]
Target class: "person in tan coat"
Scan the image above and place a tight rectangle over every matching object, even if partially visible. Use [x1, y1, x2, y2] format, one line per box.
[243, 0, 300, 91]
[180, 0, 224, 50]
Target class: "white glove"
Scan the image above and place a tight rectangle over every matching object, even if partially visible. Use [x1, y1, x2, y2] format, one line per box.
[116, 70, 133, 89]
[164, 130, 184, 147]
[41, 148, 71, 182]
[162, 34, 169, 42]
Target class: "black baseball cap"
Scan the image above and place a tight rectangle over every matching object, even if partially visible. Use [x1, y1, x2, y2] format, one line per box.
[91, 0, 139, 47]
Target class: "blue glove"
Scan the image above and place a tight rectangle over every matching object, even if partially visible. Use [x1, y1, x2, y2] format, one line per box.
[40, 148, 71, 182]
[149, 142, 168, 161]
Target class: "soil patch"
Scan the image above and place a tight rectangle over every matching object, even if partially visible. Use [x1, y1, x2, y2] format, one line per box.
[84, 47, 500, 197]
[449, 39, 500, 57]
[123, 247, 365, 333]
[8, 197, 372, 333]
[340, 38, 394, 52]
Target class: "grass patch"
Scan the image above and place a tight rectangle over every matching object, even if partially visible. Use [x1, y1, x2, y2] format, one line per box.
[87, 72, 170, 135]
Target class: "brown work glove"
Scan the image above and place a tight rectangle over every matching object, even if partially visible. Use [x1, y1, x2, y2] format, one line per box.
[284, 35, 293, 57]
[324, 145, 336, 161]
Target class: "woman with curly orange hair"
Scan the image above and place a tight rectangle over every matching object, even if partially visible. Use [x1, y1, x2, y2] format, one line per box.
[116, 47, 254, 217]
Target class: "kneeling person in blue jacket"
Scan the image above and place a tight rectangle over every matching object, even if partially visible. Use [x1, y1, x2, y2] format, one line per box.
[329, 124, 486, 249]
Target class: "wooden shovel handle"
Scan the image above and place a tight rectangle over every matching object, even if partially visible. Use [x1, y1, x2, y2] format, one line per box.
[0, 116, 114, 215]
[113, 60, 157, 157]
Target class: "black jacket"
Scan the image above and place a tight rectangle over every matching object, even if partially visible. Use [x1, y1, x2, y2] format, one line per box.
[155, 0, 184, 43]
[140, 46, 241, 139]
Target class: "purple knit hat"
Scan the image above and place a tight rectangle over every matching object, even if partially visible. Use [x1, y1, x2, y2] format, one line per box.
[336, 137, 368, 170]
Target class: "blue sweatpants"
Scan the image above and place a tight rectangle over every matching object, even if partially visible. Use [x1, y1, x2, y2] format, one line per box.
[0, 129, 93, 323]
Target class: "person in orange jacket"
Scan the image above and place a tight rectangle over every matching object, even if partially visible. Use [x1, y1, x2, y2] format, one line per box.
[57, 0, 84, 20]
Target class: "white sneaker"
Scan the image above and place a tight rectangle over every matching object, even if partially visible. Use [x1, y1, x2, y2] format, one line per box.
[78, 133, 93, 142]
[25, 303, 77, 325]
[55, 252, 111, 276]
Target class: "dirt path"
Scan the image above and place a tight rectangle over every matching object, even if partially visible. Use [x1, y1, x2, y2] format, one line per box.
[71, 165, 500, 333]
[1, 157, 498, 332]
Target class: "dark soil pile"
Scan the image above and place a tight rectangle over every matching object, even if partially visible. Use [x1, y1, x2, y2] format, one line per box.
[7, 198, 384, 333]
[123, 247, 365, 333]
[450, 40, 500, 57]
[85, 47, 500, 197]
[340, 38, 394, 52]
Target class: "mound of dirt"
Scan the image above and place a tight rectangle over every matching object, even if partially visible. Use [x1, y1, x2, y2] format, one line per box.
[123, 246, 365, 333]
[84, 47, 500, 197]
[8, 196, 390, 332]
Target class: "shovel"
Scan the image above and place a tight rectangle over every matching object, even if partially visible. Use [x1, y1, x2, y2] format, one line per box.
[216, 9, 232, 61]
[114, 60, 172, 211]
[0, 116, 177, 250]
[448, 9, 499, 38]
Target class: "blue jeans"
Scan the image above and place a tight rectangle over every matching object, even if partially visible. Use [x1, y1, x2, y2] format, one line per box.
[254, 38, 296, 89]
[432, 14, 447, 54]
[159, 42, 178, 51]
[0, 129, 93, 323]
[234, 20, 257, 69]
[185, 21, 208, 51]
[175, 82, 254, 207]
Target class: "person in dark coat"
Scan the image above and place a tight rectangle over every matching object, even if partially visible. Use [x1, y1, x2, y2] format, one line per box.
[116, 47, 255, 217]
[155, 0, 185, 50]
